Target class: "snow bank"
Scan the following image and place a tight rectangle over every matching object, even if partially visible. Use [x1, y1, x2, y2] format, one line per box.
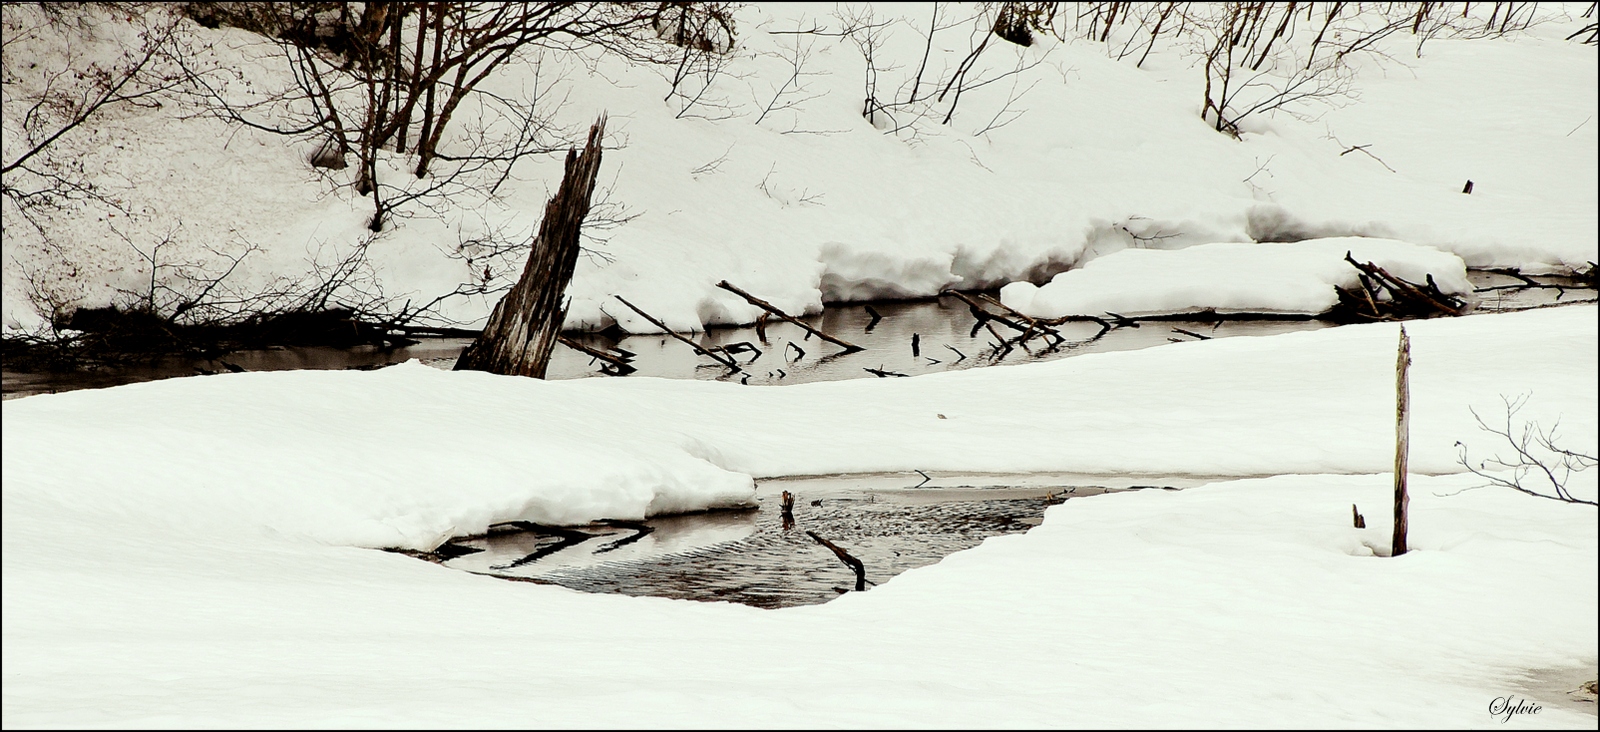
[999, 236, 1471, 318]
[2, 308, 1595, 727]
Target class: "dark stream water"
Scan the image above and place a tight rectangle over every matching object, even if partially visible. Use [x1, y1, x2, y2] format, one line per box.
[432, 473, 1216, 609]
[3, 271, 1582, 400]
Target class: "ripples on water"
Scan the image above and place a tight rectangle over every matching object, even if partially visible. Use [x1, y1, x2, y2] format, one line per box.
[438, 475, 1211, 608]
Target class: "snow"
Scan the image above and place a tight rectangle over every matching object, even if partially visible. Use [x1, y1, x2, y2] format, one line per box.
[4, 4, 1596, 333]
[4, 3, 1598, 725]
[999, 236, 1472, 318]
[4, 306, 1596, 726]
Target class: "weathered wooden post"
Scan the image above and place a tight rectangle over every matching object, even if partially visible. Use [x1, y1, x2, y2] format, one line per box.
[1391, 325, 1411, 557]
[454, 115, 606, 377]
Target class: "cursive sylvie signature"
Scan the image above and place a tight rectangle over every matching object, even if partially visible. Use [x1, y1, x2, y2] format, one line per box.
[1488, 695, 1542, 723]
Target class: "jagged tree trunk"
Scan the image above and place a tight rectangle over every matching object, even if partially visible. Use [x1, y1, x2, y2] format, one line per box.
[454, 115, 606, 377]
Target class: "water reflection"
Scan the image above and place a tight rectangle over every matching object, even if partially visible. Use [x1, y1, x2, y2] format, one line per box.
[4, 271, 1588, 399]
[440, 473, 1209, 608]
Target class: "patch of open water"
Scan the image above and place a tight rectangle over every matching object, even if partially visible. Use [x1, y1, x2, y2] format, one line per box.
[428, 472, 1218, 609]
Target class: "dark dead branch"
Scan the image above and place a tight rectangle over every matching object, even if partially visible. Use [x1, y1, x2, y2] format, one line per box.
[864, 304, 883, 332]
[806, 530, 866, 591]
[557, 335, 635, 375]
[1341, 252, 1465, 319]
[489, 522, 601, 569]
[593, 519, 654, 554]
[716, 280, 864, 353]
[611, 294, 741, 371]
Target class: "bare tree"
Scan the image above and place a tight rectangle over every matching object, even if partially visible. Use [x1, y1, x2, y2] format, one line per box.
[185, 3, 717, 231]
[822, 3, 1051, 138]
[1455, 394, 1599, 507]
[2, 5, 198, 230]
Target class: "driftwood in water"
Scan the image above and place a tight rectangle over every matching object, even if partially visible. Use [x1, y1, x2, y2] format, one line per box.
[864, 305, 883, 332]
[807, 530, 866, 591]
[715, 281, 864, 353]
[1474, 267, 1598, 300]
[864, 365, 908, 378]
[941, 290, 1114, 356]
[1391, 325, 1411, 557]
[593, 520, 654, 554]
[490, 522, 601, 569]
[1339, 252, 1465, 321]
[455, 117, 607, 377]
[780, 490, 795, 530]
[611, 295, 741, 370]
[557, 335, 636, 375]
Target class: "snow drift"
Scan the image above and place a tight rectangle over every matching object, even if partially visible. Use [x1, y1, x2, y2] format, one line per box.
[999, 236, 1472, 318]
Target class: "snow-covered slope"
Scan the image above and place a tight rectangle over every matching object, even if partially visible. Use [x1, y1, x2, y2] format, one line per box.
[3, 4, 1596, 334]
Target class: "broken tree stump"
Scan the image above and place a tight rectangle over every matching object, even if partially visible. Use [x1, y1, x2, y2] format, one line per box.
[715, 281, 864, 353]
[455, 116, 607, 377]
[1352, 503, 1365, 529]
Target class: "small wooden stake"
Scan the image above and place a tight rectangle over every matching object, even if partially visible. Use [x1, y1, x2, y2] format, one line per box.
[1392, 325, 1411, 557]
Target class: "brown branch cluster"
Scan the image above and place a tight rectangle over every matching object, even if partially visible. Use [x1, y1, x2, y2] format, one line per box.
[1336, 253, 1466, 321]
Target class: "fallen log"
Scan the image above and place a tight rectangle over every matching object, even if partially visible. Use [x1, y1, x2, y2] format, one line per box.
[611, 294, 741, 371]
[715, 281, 864, 353]
[557, 335, 636, 375]
[944, 289, 1111, 346]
